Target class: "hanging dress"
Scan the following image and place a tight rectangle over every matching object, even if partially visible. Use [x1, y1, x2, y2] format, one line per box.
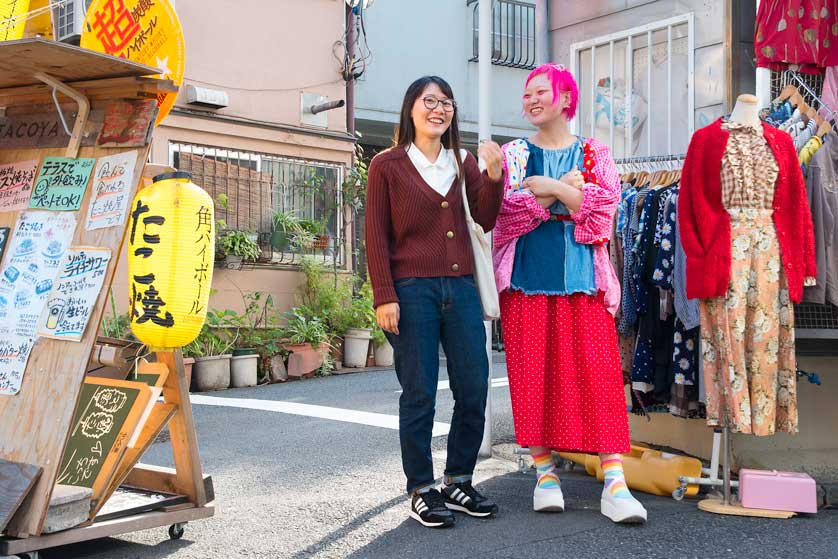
[500, 140, 630, 453]
[699, 120, 798, 435]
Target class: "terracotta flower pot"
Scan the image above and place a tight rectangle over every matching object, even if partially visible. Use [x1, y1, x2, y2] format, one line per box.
[183, 357, 195, 389]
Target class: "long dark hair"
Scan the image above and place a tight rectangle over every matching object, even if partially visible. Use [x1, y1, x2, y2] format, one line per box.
[394, 76, 465, 180]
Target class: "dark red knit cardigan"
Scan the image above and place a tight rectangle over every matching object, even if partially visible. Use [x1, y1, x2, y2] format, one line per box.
[678, 119, 816, 304]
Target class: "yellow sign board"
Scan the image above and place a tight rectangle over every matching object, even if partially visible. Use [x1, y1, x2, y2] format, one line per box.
[81, 0, 184, 126]
[0, 0, 31, 41]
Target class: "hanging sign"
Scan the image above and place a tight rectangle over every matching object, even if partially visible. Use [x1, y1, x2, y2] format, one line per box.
[0, 159, 38, 211]
[30, 156, 95, 211]
[38, 248, 112, 341]
[86, 151, 137, 231]
[81, 0, 185, 127]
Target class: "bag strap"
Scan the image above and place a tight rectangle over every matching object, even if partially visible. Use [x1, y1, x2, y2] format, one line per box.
[460, 175, 477, 227]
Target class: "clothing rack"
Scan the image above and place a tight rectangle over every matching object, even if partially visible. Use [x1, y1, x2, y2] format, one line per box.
[786, 70, 837, 123]
[615, 153, 686, 174]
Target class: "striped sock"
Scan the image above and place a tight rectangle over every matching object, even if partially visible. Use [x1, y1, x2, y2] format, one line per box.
[532, 450, 560, 489]
[602, 458, 633, 499]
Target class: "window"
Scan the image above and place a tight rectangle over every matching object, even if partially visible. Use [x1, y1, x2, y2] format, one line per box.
[169, 143, 346, 268]
[469, 0, 536, 70]
[570, 14, 695, 159]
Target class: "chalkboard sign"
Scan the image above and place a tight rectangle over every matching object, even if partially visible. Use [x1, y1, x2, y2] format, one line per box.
[56, 377, 150, 500]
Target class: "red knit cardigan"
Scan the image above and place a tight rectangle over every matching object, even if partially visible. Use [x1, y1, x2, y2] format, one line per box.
[678, 119, 816, 304]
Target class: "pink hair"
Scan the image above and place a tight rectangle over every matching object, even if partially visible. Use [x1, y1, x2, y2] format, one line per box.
[524, 63, 579, 120]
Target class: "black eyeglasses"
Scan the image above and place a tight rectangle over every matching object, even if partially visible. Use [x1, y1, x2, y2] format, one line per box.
[422, 96, 456, 112]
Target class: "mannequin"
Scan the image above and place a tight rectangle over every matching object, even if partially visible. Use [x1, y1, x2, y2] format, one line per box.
[728, 94, 762, 128]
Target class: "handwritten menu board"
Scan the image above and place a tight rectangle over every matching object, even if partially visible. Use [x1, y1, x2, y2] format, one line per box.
[38, 248, 112, 342]
[0, 212, 76, 395]
[86, 151, 137, 231]
[56, 377, 150, 491]
[29, 157, 95, 211]
[0, 160, 38, 211]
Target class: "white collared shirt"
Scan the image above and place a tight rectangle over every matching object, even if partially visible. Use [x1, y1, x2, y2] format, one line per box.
[406, 143, 458, 197]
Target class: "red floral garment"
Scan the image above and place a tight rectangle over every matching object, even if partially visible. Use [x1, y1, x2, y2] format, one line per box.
[755, 1, 838, 73]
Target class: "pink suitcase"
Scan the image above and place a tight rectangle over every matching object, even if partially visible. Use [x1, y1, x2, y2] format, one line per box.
[738, 468, 818, 513]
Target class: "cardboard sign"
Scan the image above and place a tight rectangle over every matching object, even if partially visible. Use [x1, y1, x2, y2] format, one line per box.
[86, 151, 138, 231]
[0, 160, 38, 211]
[29, 157, 95, 211]
[38, 248, 112, 342]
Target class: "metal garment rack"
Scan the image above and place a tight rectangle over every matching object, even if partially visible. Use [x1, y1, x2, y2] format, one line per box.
[615, 153, 686, 174]
[777, 70, 838, 340]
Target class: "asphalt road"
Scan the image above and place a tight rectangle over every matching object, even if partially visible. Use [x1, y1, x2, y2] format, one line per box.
[38, 365, 838, 559]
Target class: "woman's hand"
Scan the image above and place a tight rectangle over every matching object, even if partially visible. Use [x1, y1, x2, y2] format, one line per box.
[478, 140, 504, 181]
[376, 302, 400, 335]
[559, 169, 585, 190]
[522, 175, 559, 197]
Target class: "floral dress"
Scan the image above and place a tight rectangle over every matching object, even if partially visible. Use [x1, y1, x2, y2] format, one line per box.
[698, 120, 798, 435]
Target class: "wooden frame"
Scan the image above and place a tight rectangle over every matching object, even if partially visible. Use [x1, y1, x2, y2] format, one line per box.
[0, 40, 213, 551]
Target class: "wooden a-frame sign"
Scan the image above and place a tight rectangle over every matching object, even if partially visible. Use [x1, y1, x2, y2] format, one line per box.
[0, 40, 213, 550]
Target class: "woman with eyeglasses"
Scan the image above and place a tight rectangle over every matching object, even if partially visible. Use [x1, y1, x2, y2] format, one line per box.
[493, 64, 647, 523]
[366, 76, 504, 529]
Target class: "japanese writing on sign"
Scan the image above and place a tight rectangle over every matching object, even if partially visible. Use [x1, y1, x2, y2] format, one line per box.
[190, 206, 212, 315]
[129, 199, 174, 328]
[38, 248, 112, 342]
[0, 160, 38, 211]
[0, 212, 76, 395]
[86, 151, 138, 231]
[29, 157, 95, 211]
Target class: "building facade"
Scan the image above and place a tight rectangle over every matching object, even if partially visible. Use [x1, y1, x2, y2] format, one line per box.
[110, 0, 357, 314]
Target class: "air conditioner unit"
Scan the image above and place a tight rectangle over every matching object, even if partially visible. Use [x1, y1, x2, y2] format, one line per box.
[54, 0, 91, 45]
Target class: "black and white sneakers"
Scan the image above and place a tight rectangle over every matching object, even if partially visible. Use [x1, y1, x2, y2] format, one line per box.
[410, 489, 456, 528]
[441, 481, 499, 518]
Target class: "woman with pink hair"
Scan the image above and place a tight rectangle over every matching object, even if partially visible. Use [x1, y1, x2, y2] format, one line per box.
[494, 64, 647, 523]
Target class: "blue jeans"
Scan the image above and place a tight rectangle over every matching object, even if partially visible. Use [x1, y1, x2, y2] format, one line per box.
[385, 276, 489, 495]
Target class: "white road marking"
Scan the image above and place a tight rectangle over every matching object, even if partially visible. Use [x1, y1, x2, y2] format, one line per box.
[190, 395, 451, 436]
[396, 376, 509, 394]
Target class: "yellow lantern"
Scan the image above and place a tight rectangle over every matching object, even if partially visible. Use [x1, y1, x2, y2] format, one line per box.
[128, 171, 214, 349]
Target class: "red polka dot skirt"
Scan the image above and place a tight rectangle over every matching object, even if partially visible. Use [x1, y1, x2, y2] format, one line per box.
[500, 290, 631, 454]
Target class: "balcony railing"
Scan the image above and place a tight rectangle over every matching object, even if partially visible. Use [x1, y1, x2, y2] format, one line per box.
[469, 0, 536, 70]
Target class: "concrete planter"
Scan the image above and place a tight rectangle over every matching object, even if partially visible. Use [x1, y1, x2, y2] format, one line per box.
[344, 328, 372, 368]
[192, 354, 232, 391]
[230, 354, 259, 387]
[374, 339, 394, 367]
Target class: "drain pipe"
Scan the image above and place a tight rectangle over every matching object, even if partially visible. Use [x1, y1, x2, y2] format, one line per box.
[535, 0, 549, 65]
[477, 0, 494, 459]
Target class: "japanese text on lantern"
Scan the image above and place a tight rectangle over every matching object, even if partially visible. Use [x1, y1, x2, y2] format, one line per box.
[129, 199, 173, 328]
[191, 206, 211, 315]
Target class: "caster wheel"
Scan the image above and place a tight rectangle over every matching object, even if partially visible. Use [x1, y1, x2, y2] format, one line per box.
[168, 522, 185, 540]
[672, 487, 686, 501]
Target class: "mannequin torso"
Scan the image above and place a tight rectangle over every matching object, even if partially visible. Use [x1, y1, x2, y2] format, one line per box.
[728, 94, 762, 128]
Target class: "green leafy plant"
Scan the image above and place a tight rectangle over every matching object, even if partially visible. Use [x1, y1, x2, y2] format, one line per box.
[101, 289, 135, 340]
[217, 230, 261, 262]
[183, 308, 238, 357]
[343, 138, 368, 211]
[371, 326, 387, 348]
[282, 309, 329, 346]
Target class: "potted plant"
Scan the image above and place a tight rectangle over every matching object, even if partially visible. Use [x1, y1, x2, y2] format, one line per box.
[217, 230, 261, 269]
[371, 326, 394, 367]
[298, 218, 329, 250]
[282, 309, 330, 378]
[228, 291, 275, 388]
[184, 311, 235, 392]
[271, 210, 301, 252]
[342, 282, 376, 368]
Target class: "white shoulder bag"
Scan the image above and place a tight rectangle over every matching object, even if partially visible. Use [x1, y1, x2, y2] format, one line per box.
[459, 150, 500, 320]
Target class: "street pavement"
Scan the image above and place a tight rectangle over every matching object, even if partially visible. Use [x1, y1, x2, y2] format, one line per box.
[41, 365, 838, 559]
